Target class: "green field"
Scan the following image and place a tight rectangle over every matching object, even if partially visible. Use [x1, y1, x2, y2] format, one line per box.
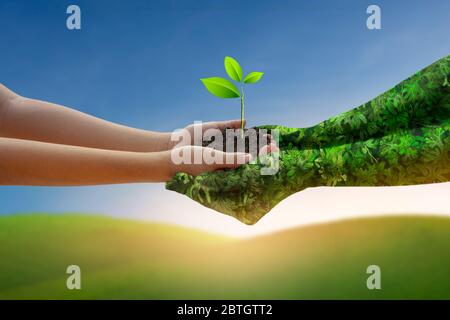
[0, 214, 449, 299]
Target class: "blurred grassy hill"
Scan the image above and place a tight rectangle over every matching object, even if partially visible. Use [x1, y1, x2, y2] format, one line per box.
[0, 214, 449, 299]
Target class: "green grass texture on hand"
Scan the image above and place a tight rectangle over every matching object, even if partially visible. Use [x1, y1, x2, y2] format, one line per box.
[167, 55, 450, 225]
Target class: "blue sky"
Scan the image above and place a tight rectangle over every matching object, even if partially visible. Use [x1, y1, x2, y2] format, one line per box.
[0, 0, 449, 228]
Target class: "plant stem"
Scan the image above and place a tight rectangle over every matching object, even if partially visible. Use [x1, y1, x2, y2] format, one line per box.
[240, 86, 245, 139]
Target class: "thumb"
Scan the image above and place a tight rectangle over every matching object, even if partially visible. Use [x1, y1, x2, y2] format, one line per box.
[218, 151, 252, 169]
[227, 119, 246, 129]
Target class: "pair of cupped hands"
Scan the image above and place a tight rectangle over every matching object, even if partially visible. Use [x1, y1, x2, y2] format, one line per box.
[165, 119, 279, 177]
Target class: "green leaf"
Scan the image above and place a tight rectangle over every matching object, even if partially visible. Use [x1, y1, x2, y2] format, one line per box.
[200, 77, 241, 98]
[224, 56, 243, 82]
[244, 71, 264, 84]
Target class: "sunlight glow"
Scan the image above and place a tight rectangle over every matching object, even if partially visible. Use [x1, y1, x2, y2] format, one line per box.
[111, 182, 450, 238]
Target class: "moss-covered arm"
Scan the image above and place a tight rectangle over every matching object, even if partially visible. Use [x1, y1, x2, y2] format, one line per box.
[166, 55, 450, 225]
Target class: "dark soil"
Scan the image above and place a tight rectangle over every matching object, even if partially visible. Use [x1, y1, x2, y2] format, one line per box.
[202, 127, 269, 157]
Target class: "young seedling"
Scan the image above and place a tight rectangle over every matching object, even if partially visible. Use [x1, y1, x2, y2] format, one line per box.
[201, 56, 264, 138]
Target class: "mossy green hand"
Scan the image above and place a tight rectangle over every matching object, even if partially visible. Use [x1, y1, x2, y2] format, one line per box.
[167, 55, 450, 225]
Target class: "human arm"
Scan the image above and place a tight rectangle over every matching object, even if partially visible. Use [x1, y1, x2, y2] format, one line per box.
[0, 84, 248, 152]
[0, 138, 251, 186]
[0, 84, 173, 152]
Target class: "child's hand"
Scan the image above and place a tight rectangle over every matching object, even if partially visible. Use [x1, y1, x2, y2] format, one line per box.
[169, 119, 279, 151]
[163, 145, 253, 178]
[168, 119, 244, 148]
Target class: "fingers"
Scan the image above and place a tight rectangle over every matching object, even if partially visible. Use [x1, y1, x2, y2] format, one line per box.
[202, 119, 245, 131]
[226, 119, 246, 129]
[202, 147, 252, 167]
[262, 133, 273, 142]
[269, 142, 280, 152]
[259, 142, 279, 156]
[217, 151, 252, 169]
[170, 146, 252, 177]
[189, 120, 279, 147]
[169, 136, 279, 177]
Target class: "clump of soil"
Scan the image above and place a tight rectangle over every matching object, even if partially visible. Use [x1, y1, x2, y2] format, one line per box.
[202, 127, 269, 157]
